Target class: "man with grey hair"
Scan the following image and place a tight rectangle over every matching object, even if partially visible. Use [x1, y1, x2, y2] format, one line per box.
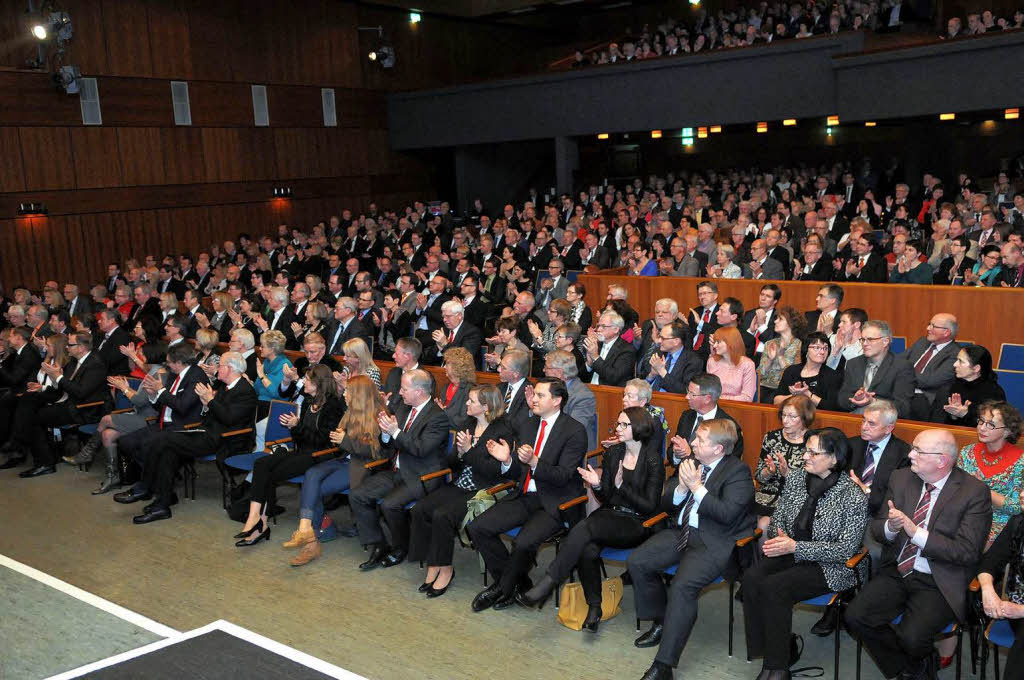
[4, 305, 27, 329]
[837, 320, 915, 417]
[424, 299, 481, 366]
[356, 368, 448, 570]
[584, 311, 636, 387]
[326, 296, 370, 355]
[254, 285, 295, 348]
[904, 313, 960, 420]
[544, 350, 597, 449]
[126, 351, 257, 524]
[497, 349, 532, 432]
[536, 258, 569, 309]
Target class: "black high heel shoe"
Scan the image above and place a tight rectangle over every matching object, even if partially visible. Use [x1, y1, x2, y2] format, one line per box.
[235, 522, 270, 547]
[418, 577, 437, 593]
[581, 604, 602, 633]
[234, 521, 263, 540]
[426, 569, 454, 599]
[518, 574, 555, 610]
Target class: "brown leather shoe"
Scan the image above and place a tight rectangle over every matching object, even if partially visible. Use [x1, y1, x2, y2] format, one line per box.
[290, 540, 321, 567]
[282, 527, 316, 549]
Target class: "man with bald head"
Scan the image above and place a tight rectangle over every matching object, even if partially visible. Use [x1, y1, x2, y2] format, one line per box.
[746, 239, 785, 280]
[904, 313, 960, 420]
[845, 428, 990, 680]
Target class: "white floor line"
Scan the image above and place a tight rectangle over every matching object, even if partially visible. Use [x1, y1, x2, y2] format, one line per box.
[45, 620, 367, 680]
[0, 553, 179, 639]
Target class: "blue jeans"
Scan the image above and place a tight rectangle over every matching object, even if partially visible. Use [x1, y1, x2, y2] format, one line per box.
[299, 458, 351, 528]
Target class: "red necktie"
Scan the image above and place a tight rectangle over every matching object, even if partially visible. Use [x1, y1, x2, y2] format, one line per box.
[522, 419, 547, 492]
[448, 330, 455, 344]
[404, 407, 418, 432]
[913, 344, 936, 374]
[897, 483, 935, 576]
[159, 372, 183, 430]
[694, 309, 711, 350]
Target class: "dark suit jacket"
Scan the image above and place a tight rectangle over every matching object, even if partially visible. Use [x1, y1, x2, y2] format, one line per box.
[157, 278, 186, 301]
[589, 337, 636, 387]
[56, 353, 109, 421]
[837, 352, 916, 417]
[198, 377, 258, 453]
[0, 345, 42, 391]
[663, 453, 755, 559]
[425, 323, 482, 366]
[263, 307, 296, 348]
[593, 442, 664, 517]
[795, 259, 833, 281]
[848, 435, 912, 516]
[383, 365, 437, 413]
[441, 381, 472, 432]
[804, 309, 841, 334]
[673, 407, 745, 459]
[462, 297, 488, 330]
[413, 293, 452, 336]
[455, 416, 515, 490]
[688, 304, 720, 354]
[66, 295, 94, 326]
[385, 400, 449, 490]
[153, 364, 210, 427]
[841, 252, 888, 283]
[871, 467, 991, 622]
[93, 327, 131, 376]
[498, 379, 533, 433]
[651, 348, 703, 395]
[903, 338, 959, 402]
[503, 411, 588, 519]
[742, 308, 779, 349]
[325, 316, 372, 356]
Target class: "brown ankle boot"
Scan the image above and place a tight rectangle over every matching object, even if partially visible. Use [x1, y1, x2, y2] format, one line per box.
[290, 540, 321, 567]
[282, 527, 316, 549]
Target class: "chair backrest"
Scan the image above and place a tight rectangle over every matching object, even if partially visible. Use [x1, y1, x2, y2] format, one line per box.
[999, 343, 1024, 371]
[891, 337, 907, 354]
[996, 370, 1024, 414]
[114, 378, 142, 411]
[265, 399, 299, 446]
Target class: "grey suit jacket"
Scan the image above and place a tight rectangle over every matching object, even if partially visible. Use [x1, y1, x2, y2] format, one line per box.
[672, 255, 700, 278]
[904, 338, 959, 403]
[837, 351, 916, 417]
[745, 256, 785, 281]
[565, 378, 597, 450]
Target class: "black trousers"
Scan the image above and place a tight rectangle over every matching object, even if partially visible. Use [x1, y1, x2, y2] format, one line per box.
[1006, 618, 1024, 680]
[627, 529, 732, 668]
[467, 493, 563, 596]
[28, 402, 78, 466]
[349, 469, 424, 550]
[742, 554, 830, 670]
[143, 429, 218, 507]
[407, 485, 475, 566]
[9, 392, 48, 447]
[250, 451, 318, 506]
[0, 389, 18, 444]
[546, 507, 651, 606]
[119, 424, 163, 481]
[844, 567, 956, 678]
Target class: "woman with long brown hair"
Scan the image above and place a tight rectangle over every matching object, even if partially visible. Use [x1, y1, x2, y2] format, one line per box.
[284, 374, 385, 566]
[234, 365, 344, 547]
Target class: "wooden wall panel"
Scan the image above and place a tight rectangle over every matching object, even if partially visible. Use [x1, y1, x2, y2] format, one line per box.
[13, 218, 41, 287]
[63, 0, 110, 75]
[0, 73, 81, 127]
[145, 0, 193, 80]
[98, 77, 175, 127]
[117, 127, 166, 186]
[0, 128, 26, 193]
[185, 0, 236, 82]
[19, 128, 75, 191]
[71, 127, 123, 189]
[200, 128, 244, 183]
[267, 85, 322, 128]
[160, 127, 206, 185]
[188, 81, 253, 127]
[579, 273, 1024, 367]
[238, 128, 278, 182]
[325, 1, 362, 88]
[338, 129, 370, 176]
[103, 0, 154, 77]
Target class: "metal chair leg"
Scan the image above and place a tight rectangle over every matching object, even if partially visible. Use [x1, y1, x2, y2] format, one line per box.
[994, 642, 1000, 680]
[856, 640, 862, 680]
[728, 580, 734, 657]
[955, 628, 962, 680]
[834, 609, 841, 680]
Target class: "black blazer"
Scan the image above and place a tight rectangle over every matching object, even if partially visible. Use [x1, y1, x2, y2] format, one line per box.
[804, 309, 841, 334]
[424, 323, 482, 366]
[441, 381, 473, 432]
[662, 453, 755, 560]
[673, 407, 745, 459]
[326, 317, 372, 356]
[56, 352, 109, 419]
[872, 467, 991, 623]
[650, 348, 703, 395]
[498, 379, 533, 433]
[290, 395, 345, 456]
[593, 442, 664, 517]
[503, 411, 588, 519]
[452, 416, 515, 491]
[384, 400, 449, 490]
[589, 337, 636, 387]
[262, 307, 296, 348]
[93, 326, 132, 376]
[840, 251, 888, 283]
[847, 435, 912, 516]
[795, 258, 834, 281]
[462, 297, 489, 330]
[383, 365, 437, 413]
[0, 345, 42, 391]
[200, 377, 258, 444]
[152, 364, 210, 427]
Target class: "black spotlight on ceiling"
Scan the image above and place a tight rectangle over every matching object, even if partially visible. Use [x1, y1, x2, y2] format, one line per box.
[358, 25, 395, 69]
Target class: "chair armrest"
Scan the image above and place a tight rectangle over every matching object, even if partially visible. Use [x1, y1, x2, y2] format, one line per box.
[736, 528, 763, 548]
[643, 512, 668, 528]
[585, 448, 603, 463]
[76, 401, 105, 409]
[969, 578, 980, 592]
[110, 408, 134, 415]
[222, 427, 254, 438]
[183, 422, 202, 429]
[558, 495, 589, 512]
[264, 437, 293, 448]
[364, 458, 390, 470]
[421, 468, 453, 483]
[846, 546, 870, 569]
[486, 481, 515, 495]
[311, 446, 339, 458]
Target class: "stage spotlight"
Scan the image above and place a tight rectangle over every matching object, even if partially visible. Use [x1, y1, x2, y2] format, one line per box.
[409, 11, 421, 23]
[32, 24, 47, 40]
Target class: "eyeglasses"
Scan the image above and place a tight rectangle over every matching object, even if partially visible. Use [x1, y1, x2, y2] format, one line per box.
[927, 323, 951, 331]
[859, 336, 885, 344]
[780, 412, 801, 420]
[978, 419, 1006, 430]
[685, 391, 705, 399]
[615, 421, 631, 429]
[910, 446, 947, 456]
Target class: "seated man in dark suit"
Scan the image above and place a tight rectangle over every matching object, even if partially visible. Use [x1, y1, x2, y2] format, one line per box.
[584, 310, 636, 387]
[669, 373, 745, 460]
[325, 297, 372, 356]
[845, 428, 991, 680]
[93, 308, 131, 376]
[382, 337, 436, 413]
[837, 320, 916, 417]
[630, 419, 755, 680]
[422, 299, 482, 366]
[355, 369, 449, 570]
[840, 233, 888, 283]
[126, 351, 257, 523]
[277, 332, 343, 401]
[0, 327, 42, 453]
[903, 313, 960, 421]
[644, 321, 702, 395]
[687, 281, 721, 360]
[804, 283, 844, 335]
[468, 378, 587, 612]
[16, 330, 108, 478]
[715, 298, 756, 359]
[496, 349, 532, 433]
[635, 298, 688, 377]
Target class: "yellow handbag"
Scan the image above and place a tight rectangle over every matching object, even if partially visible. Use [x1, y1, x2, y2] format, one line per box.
[556, 576, 623, 630]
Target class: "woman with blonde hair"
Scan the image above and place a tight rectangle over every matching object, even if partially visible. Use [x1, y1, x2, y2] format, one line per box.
[339, 337, 381, 390]
[438, 347, 475, 431]
[285, 375, 384, 566]
[291, 300, 330, 347]
[706, 326, 757, 401]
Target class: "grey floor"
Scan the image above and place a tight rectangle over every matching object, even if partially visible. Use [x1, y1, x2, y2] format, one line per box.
[0, 461, 937, 680]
